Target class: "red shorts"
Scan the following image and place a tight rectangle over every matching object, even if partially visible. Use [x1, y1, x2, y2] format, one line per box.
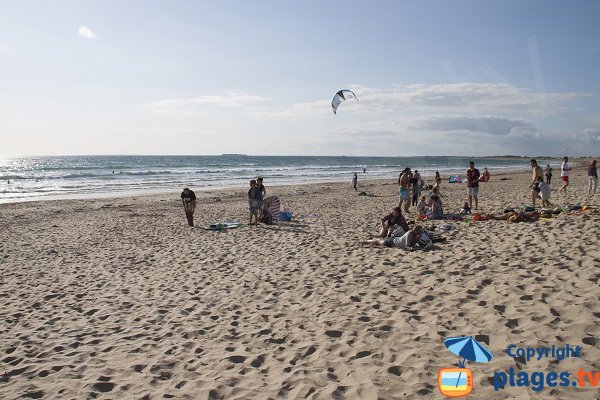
[561, 176, 569, 182]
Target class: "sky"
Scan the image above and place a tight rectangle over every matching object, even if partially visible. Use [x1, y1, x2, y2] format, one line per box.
[1, 0, 599, 157]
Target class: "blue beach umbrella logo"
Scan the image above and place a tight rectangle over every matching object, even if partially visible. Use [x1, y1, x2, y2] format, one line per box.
[438, 336, 493, 397]
[444, 336, 493, 367]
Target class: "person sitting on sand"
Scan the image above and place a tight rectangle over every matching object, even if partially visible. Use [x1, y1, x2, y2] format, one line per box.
[379, 206, 410, 238]
[534, 176, 553, 208]
[428, 195, 444, 219]
[416, 195, 428, 215]
[460, 201, 471, 215]
[248, 180, 262, 226]
[479, 167, 490, 182]
[365, 225, 423, 251]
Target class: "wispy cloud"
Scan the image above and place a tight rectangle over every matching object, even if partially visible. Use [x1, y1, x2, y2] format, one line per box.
[78, 26, 97, 40]
[410, 116, 537, 136]
[147, 93, 267, 115]
[251, 83, 588, 118]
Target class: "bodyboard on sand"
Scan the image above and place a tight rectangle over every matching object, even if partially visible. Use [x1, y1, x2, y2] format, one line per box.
[205, 221, 241, 230]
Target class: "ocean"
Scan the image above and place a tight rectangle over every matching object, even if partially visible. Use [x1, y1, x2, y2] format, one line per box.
[0, 155, 554, 203]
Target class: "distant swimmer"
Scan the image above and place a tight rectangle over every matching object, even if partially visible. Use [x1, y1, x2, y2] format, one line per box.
[363, 168, 366, 173]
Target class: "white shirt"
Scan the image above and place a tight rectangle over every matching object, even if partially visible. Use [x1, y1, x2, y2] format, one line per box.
[538, 181, 551, 200]
[391, 231, 417, 249]
[561, 162, 570, 177]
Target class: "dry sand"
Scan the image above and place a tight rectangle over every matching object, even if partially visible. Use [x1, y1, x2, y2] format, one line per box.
[1, 168, 599, 399]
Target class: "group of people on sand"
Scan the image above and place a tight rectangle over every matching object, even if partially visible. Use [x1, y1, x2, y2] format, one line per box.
[181, 158, 597, 230]
[179, 177, 267, 227]
[365, 157, 598, 251]
[530, 157, 597, 208]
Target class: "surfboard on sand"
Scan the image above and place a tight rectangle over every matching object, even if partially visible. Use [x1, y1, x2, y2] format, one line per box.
[204, 221, 241, 231]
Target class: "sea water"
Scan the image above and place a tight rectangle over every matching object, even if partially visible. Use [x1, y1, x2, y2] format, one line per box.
[0, 155, 554, 203]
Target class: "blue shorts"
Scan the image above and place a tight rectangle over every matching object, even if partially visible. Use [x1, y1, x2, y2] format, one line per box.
[249, 199, 262, 211]
[468, 187, 479, 196]
[399, 188, 410, 200]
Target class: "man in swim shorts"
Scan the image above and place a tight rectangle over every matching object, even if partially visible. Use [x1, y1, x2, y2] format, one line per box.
[398, 168, 412, 213]
[466, 161, 480, 210]
[529, 159, 544, 206]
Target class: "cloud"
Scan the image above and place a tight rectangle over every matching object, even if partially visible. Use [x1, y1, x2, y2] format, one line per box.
[78, 26, 97, 40]
[252, 83, 588, 118]
[410, 116, 537, 136]
[147, 93, 268, 115]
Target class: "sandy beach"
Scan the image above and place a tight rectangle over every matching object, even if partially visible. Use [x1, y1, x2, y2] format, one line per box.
[1, 168, 598, 399]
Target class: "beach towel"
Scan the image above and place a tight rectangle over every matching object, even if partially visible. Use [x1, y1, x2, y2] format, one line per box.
[205, 221, 241, 230]
[449, 176, 463, 183]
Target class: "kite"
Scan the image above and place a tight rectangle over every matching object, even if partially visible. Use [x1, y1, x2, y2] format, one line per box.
[331, 89, 357, 114]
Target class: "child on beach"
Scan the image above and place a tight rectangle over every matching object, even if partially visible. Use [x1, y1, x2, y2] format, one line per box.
[257, 177, 267, 198]
[416, 195, 428, 215]
[460, 201, 471, 215]
[248, 180, 262, 226]
[534, 176, 553, 208]
[256, 177, 266, 218]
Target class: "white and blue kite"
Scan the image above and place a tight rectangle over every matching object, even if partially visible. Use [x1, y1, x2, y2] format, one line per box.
[331, 89, 358, 114]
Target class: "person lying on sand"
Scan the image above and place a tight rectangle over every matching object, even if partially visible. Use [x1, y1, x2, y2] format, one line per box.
[365, 225, 423, 251]
[379, 206, 410, 238]
[491, 210, 541, 223]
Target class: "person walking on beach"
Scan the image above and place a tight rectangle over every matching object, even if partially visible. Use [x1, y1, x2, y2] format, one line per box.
[180, 187, 196, 227]
[248, 180, 262, 226]
[352, 173, 358, 191]
[588, 159, 597, 195]
[411, 170, 421, 206]
[559, 156, 571, 195]
[529, 159, 544, 206]
[398, 168, 412, 213]
[545, 164, 553, 185]
[466, 161, 480, 210]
